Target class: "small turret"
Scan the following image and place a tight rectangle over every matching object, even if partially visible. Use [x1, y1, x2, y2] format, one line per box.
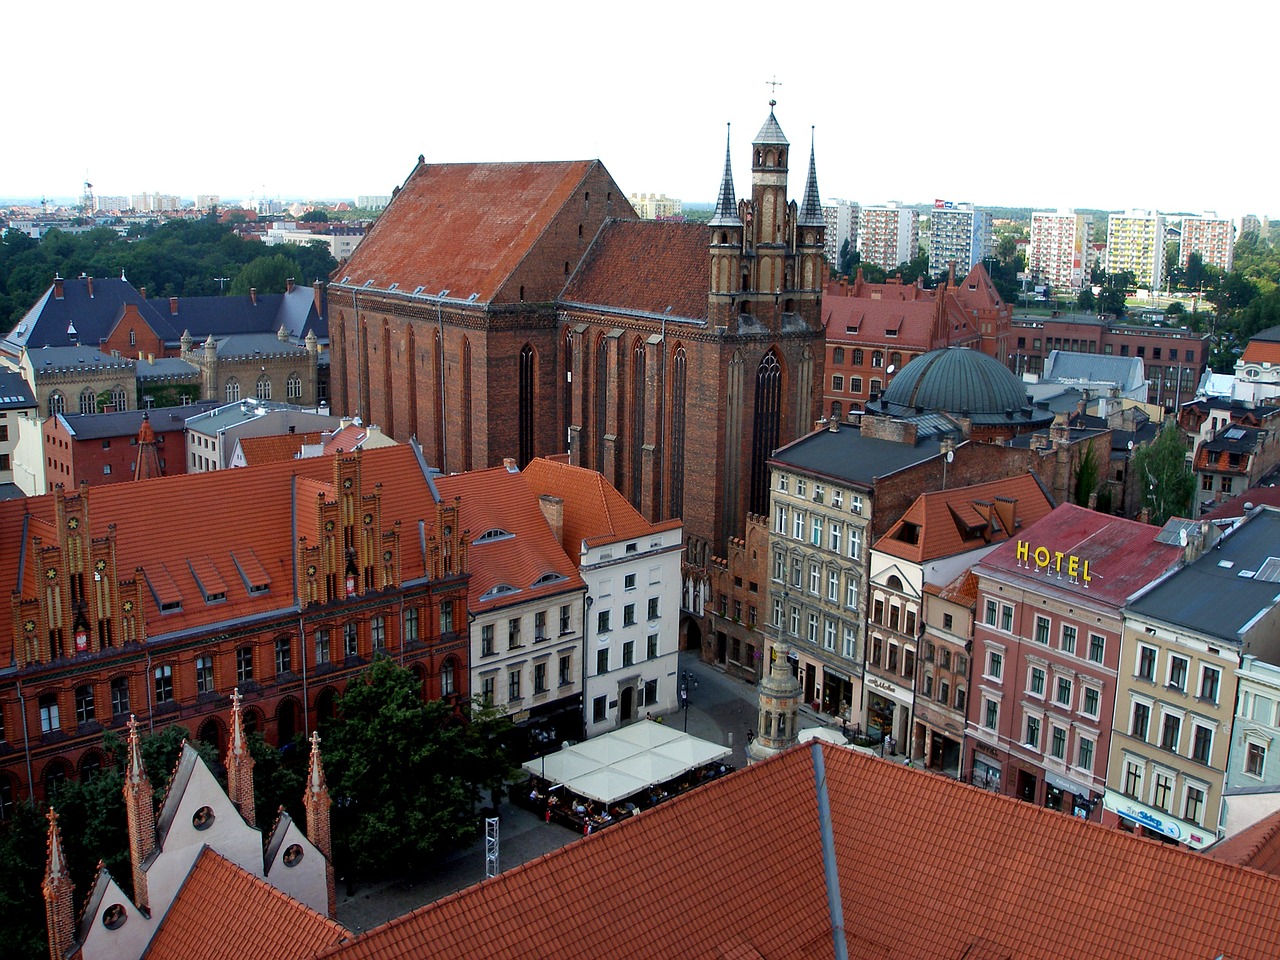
[43, 807, 75, 960]
[303, 731, 337, 917]
[123, 714, 155, 913]
[227, 689, 256, 827]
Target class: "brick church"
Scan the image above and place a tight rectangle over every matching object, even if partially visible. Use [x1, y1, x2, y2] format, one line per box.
[329, 103, 827, 568]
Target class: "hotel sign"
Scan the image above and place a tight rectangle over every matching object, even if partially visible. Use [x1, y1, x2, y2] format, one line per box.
[1016, 540, 1093, 583]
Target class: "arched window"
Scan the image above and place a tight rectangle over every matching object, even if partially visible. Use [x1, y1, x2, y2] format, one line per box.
[890, 352, 902, 368]
[831, 401, 843, 420]
[872, 351, 884, 368]
[670, 346, 687, 518]
[225, 378, 240, 403]
[256, 375, 271, 401]
[832, 347, 845, 365]
[852, 349, 864, 366]
[111, 385, 128, 411]
[594, 336, 609, 470]
[48, 391, 65, 417]
[518, 344, 535, 467]
[630, 338, 645, 508]
[749, 351, 782, 517]
[128, 329, 136, 347]
[79, 389, 97, 415]
[286, 373, 302, 399]
[441, 657, 456, 696]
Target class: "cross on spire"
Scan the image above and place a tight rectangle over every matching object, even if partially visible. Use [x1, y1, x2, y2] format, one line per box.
[766, 76, 782, 107]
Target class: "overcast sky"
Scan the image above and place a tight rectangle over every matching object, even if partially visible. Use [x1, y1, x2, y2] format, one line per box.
[7, 0, 1272, 219]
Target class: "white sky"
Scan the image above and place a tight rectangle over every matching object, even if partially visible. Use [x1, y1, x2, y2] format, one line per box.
[7, 0, 1274, 219]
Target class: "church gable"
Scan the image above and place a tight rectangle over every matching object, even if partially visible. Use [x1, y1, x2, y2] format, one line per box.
[263, 810, 329, 915]
[102, 303, 167, 359]
[76, 867, 158, 960]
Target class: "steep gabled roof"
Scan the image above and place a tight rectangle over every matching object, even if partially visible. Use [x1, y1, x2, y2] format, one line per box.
[237, 432, 324, 466]
[142, 847, 346, 960]
[319, 743, 1280, 960]
[562, 219, 709, 322]
[335, 160, 602, 302]
[1205, 808, 1280, 876]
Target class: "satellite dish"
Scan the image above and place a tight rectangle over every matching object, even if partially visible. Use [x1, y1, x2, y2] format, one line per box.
[886, 364, 896, 375]
[946, 450, 954, 463]
[1127, 440, 1134, 451]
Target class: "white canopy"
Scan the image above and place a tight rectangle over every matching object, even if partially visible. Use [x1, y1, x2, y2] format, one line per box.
[522, 721, 732, 806]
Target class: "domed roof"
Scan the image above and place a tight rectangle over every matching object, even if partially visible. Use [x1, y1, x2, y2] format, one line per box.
[880, 347, 1028, 416]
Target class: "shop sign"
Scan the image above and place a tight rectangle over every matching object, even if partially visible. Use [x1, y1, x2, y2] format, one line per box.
[865, 674, 907, 701]
[1102, 791, 1214, 849]
[1016, 540, 1092, 582]
[1045, 769, 1092, 797]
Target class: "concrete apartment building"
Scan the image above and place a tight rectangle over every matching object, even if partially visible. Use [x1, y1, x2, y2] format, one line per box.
[1029, 211, 1091, 292]
[1105, 210, 1166, 291]
[822, 199, 859, 268]
[927, 203, 991, 278]
[1179, 214, 1235, 273]
[626, 193, 683, 219]
[1105, 509, 1280, 850]
[966, 506, 1186, 818]
[857, 204, 919, 272]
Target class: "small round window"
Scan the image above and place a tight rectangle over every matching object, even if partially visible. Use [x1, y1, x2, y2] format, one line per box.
[103, 903, 127, 930]
[192, 806, 215, 830]
[283, 843, 305, 867]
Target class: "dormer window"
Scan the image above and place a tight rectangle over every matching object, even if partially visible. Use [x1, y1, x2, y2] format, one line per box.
[480, 583, 520, 601]
[533, 572, 566, 587]
[474, 528, 514, 543]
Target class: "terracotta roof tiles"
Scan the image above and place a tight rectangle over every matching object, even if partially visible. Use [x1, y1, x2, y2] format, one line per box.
[237, 432, 322, 465]
[1241, 340, 1280, 365]
[562, 220, 709, 320]
[1205, 809, 1280, 876]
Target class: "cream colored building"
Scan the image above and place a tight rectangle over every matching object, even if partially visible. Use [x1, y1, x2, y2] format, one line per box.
[1105, 210, 1166, 291]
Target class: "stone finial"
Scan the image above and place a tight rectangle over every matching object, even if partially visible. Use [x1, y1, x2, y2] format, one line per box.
[227, 689, 256, 827]
[44, 807, 75, 960]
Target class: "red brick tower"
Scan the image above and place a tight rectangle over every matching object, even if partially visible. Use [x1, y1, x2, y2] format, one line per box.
[133, 413, 163, 480]
[43, 807, 75, 960]
[303, 730, 337, 918]
[123, 714, 155, 913]
[227, 688, 256, 827]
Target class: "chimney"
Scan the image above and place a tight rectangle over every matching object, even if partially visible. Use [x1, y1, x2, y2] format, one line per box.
[147, 353, 154, 364]
[227, 689, 256, 827]
[123, 715, 156, 913]
[169, 296, 178, 315]
[303, 732, 337, 918]
[313, 279, 323, 315]
[539, 494, 564, 544]
[87, 276, 94, 298]
[503, 457, 519, 473]
[828, 417, 839, 433]
[815, 417, 827, 432]
[139, 285, 147, 300]
[53, 276, 64, 300]
[286, 277, 295, 293]
[250, 287, 257, 306]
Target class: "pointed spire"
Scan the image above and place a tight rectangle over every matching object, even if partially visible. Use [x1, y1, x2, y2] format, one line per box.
[122, 715, 155, 913]
[303, 731, 337, 918]
[44, 807, 75, 960]
[799, 126, 824, 227]
[709, 123, 741, 227]
[227, 689, 256, 827]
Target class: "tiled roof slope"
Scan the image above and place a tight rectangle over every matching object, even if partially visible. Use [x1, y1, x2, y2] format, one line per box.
[237, 432, 323, 465]
[520, 457, 680, 554]
[975, 503, 1181, 607]
[1241, 339, 1280, 365]
[435, 465, 584, 612]
[318, 744, 1280, 960]
[562, 219, 709, 321]
[874, 473, 1054, 563]
[1205, 809, 1280, 876]
[1203, 486, 1280, 520]
[0, 446, 441, 655]
[336, 161, 599, 302]
[144, 847, 347, 960]
[822, 284, 940, 349]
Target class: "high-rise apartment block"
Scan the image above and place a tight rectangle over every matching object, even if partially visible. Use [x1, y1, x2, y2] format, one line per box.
[130, 193, 182, 213]
[927, 202, 991, 278]
[823, 199, 859, 270]
[1105, 210, 1166, 290]
[857, 204, 918, 272]
[1179, 215, 1235, 273]
[195, 194, 221, 211]
[627, 193, 683, 219]
[1029, 211, 1091, 291]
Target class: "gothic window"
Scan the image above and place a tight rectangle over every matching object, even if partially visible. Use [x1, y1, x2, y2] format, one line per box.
[111, 385, 128, 410]
[48, 391, 65, 416]
[256, 375, 271, 401]
[749, 351, 782, 517]
[561, 329, 573, 454]
[225, 378, 240, 403]
[630, 339, 645, 508]
[594, 336, 609, 471]
[286, 373, 302, 399]
[519, 344, 535, 467]
[461, 336, 474, 471]
[79, 388, 97, 415]
[670, 346, 687, 518]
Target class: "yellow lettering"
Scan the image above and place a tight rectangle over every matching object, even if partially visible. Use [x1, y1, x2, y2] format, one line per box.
[1034, 546, 1050, 569]
[1067, 555, 1079, 578]
[1053, 551, 1065, 572]
[1016, 540, 1029, 564]
[1081, 560, 1091, 583]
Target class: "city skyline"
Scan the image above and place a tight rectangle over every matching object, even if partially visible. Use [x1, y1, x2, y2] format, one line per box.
[7, 0, 1274, 220]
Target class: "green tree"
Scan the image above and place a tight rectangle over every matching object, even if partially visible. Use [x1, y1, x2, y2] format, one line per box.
[1073, 441, 1101, 507]
[1098, 285, 1127, 317]
[1131, 423, 1195, 525]
[0, 802, 48, 960]
[230, 254, 298, 296]
[1076, 288, 1096, 311]
[837, 238, 856, 277]
[322, 657, 515, 879]
[1165, 300, 1186, 316]
[298, 210, 330, 223]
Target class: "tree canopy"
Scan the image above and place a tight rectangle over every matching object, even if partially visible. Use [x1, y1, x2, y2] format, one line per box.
[321, 657, 516, 878]
[1131, 422, 1196, 526]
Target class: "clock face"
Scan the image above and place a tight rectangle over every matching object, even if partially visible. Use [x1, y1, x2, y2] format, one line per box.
[23, 620, 35, 633]
[325, 520, 335, 532]
[382, 550, 392, 563]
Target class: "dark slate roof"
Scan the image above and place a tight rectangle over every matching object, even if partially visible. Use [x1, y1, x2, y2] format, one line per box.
[55, 401, 220, 440]
[1129, 508, 1280, 641]
[769, 424, 943, 487]
[135, 357, 199, 380]
[28, 345, 137, 374]
[0, 369, 36, 410]
[882, 347, 1027, 414]
[1250, 325, 1280, 343]
[161, 286, 326, 341]
[1043, 351, 1147, 392]
[753, 107, 788, 145]
[212, 333, 309, 359]
[1204, 425, 1265, 454]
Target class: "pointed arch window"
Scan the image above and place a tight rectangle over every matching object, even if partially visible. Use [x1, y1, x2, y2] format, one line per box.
[594, 336, 609, 470]
[630, 339, 645, 508]
[749, 351, 782, 517]
[286, 373, 302, 399]
[79, 388, 97, 415]
[519, 344, 535, 467]
[48, 391, 65, 417]
[670, 346, 687, 518]
[256, 375, 271, 401]
[111, 385, 128, 411]
[225, 378, 240, 403]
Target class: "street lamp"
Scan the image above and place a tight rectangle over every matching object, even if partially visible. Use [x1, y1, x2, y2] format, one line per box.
[679, 670, 699, 732]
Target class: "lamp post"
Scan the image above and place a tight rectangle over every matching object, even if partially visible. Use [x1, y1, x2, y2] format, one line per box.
[679, 670, 699, 732]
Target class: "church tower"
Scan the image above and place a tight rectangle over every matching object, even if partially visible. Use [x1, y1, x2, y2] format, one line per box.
[303, 730, 337, 918]
[748, 640, 803, 763]
[123, 715, 155, 913]
[43, 808, 75, 960]
[227, 688, 256, 827]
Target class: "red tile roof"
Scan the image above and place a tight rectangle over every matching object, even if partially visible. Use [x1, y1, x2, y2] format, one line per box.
[434, 465, 584, 613]
[873, 473, 1054, 564]
[1202, 485, 1280, 520]
[520, 457, 680, 554]
[337, 161, 600, 303]
[317, 744, 1280, 960]
[562, 220, 709, 320]
[237, 432, 322, 465]
[143, 847, 346, 960]
[1241, 340, 1280, 366]
[974, 503, 1183, 607]
[1205, 809, 1280, 876]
